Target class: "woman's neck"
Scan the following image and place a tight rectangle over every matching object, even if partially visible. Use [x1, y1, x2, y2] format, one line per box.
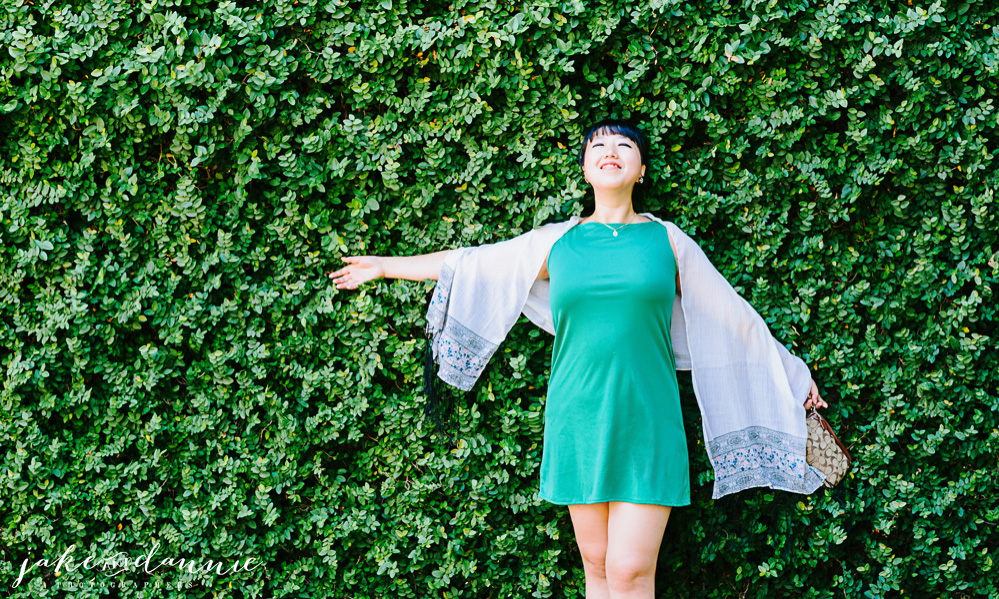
[583, 204, 641, 224]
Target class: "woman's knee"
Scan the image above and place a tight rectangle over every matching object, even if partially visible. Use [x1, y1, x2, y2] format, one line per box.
[580, 552, 608, 579]
[575, 535, 608, 579]
[604, 552, 655, 589]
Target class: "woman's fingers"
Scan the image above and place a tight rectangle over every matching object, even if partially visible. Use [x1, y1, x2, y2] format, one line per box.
[328, 257, 360, 276]
[803, 379, 830, 410]
[803, 379, 826, 410]
[327, 256, 380, 289]
[333, 275, 359, 289]
[332, 270, 360, 288]
[328, 257, 360, 277]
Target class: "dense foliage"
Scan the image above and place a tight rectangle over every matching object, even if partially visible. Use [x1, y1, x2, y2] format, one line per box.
[1, 0, 996, 597]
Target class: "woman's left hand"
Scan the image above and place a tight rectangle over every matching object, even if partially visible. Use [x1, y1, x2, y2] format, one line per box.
[803, 379, 828, 410]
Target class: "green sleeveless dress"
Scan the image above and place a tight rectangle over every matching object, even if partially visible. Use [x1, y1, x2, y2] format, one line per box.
[535, 221, 691, 507]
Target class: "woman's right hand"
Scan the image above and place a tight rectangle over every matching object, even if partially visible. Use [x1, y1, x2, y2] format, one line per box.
[328, 256, 385, 289]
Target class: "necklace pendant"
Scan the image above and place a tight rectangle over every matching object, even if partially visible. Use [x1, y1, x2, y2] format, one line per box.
[613, 230, 618, 237]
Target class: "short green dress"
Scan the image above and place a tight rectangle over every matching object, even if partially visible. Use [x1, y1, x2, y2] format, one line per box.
[535, 221, 691, 507]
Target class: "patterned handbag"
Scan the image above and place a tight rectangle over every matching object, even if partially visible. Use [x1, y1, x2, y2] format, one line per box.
[805, 407, 852, 488]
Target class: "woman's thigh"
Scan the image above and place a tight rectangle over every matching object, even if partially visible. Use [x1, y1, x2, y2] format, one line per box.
[567, 502, 610, 571]
[606, 502, 671, 572]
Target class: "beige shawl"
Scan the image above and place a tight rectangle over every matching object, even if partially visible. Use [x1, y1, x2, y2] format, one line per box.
[424, 212, 826, 499]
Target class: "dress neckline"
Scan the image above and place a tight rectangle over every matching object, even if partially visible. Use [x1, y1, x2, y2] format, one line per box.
[579, 221, 655, 226]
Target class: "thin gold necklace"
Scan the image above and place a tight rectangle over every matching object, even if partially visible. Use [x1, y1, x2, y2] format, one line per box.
[587, 215, 638, 237]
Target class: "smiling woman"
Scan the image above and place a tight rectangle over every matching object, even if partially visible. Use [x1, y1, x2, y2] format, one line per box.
[576, 118, 651, 219]
[328, 117, 829, 599]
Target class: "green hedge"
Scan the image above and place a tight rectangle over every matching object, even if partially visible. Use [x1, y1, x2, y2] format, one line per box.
[1, 0, 997, 597]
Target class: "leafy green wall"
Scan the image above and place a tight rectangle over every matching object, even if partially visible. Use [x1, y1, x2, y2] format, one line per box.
[1, 0, 996, 597]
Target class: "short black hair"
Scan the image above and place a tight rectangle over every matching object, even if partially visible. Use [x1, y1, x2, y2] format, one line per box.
[577, 118, 651, 212]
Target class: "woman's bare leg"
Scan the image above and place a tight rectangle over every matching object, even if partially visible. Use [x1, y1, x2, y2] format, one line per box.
[604, 501, 671, 599]
[567, 502, 611, 599]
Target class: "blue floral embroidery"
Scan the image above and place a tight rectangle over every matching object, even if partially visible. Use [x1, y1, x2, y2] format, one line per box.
[426, 261, 498, 391]
[709, 426, 827, 497]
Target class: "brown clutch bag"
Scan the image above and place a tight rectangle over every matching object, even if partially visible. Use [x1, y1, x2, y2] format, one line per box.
[805, 406, 852, 488]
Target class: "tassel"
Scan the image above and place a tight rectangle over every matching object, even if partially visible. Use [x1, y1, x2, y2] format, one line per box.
[422, 331, 460, 450]
[770, 493, 791, 564]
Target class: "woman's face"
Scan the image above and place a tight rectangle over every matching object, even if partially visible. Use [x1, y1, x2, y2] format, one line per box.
[581, 131, 645, 189]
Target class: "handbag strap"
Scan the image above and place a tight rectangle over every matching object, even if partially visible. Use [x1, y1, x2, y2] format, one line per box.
[809, 407, 853, 463]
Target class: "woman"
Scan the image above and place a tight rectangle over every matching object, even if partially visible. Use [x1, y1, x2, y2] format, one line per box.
[330, 118, 829, 599]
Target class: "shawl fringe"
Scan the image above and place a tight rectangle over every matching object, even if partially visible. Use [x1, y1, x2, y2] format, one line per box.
[422, 327, 460, 449]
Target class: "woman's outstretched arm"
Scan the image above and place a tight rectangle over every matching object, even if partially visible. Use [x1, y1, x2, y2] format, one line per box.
[328, 250, 451, 289]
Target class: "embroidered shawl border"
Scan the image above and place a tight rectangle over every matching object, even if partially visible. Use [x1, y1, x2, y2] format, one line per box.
[708, 426, 827, 498]
[426, 260, 497, 391]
